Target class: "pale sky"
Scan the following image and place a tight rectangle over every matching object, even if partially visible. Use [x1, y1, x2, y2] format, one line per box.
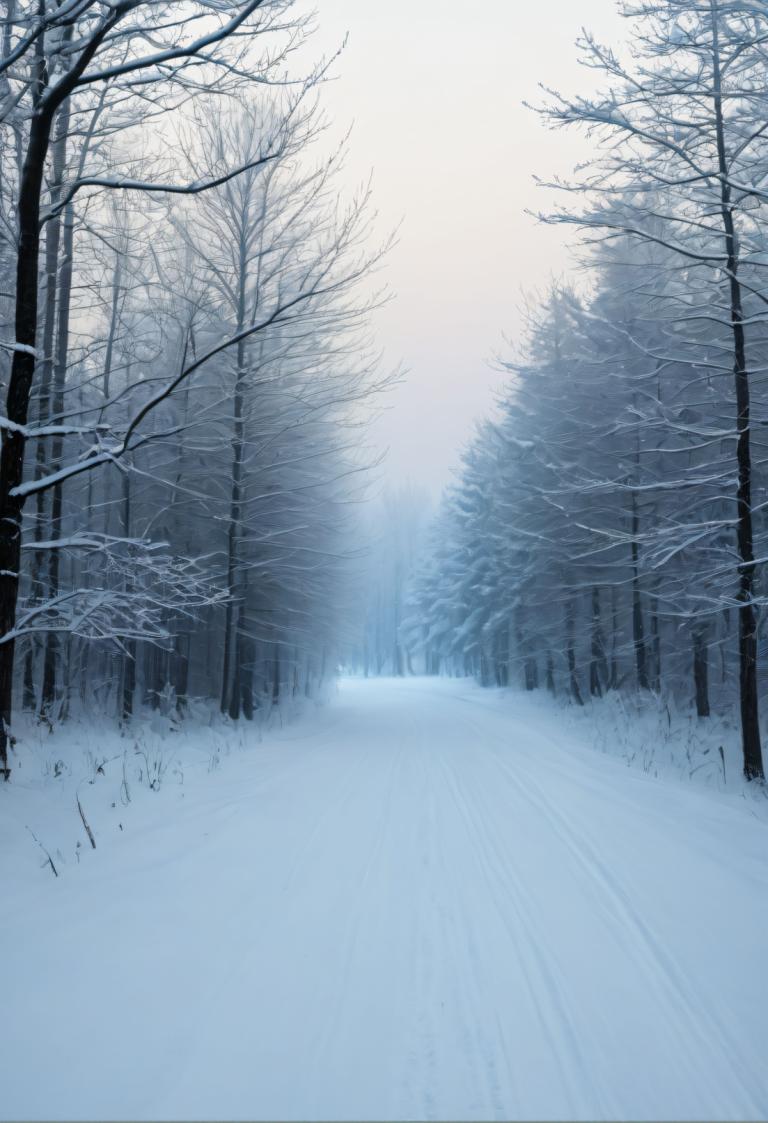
[311, 1, 624, 493]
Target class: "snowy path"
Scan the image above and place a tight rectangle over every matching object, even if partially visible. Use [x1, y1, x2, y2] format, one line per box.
[3, 676, 768, 1120]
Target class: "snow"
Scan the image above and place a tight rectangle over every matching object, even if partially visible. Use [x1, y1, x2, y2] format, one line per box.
[501, 684, 754, 795]
[2, 676, 768, 1121]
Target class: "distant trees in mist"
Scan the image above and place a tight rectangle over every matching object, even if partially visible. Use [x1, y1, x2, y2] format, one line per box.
[346, 487, 432, 678]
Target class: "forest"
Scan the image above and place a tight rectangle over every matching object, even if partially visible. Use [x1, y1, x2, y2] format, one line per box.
[394, 0, 768, 785]
[3, 4, 768, 1119]
[1, 0, 767, 781]
[0, 0, 394, 782]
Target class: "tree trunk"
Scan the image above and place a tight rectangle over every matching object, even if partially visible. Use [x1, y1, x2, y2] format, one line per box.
[0, 107, 56, 776]
[272, 644, 280, 703]
[240, 624, 254, 719]
[120, 466, 135, 723]
[692, 626, 710, 719]
[589, 586, 606, 698]
[545, 650, 555, 694]
[630, 490, 650, 691]
[649, 579, 661, 693]
[0, 13, 113, 773]
[173, 632, 190, 714]
[711, 3, 764, 779]
[220, 255, 248, 712]
[41, 199, 75, 715]
[227, 637, 241, 720]
[609, 585, 619, 690]
[565, 599, 583, 706]
[22, 110, 67, 711]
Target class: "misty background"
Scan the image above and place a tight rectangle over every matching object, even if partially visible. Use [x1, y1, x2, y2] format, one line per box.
[311, 0, 623, 493]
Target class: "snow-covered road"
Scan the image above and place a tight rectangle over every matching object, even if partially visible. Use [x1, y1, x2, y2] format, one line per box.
[3, 677, 768, 1120]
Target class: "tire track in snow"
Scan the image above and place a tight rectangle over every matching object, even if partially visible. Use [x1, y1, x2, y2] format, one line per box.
[434, 747, 607, 1119]
[448, 699, 763, 1118]
[300, 727, 410, 1112]
[427, 756, 507, 1118]
[280, 738, 374, 897]
[397, 708, 511, 1120]
[500, 751, 764, 1117]
[400, 749, 441, 1121]
[151, 726, 404, 1120]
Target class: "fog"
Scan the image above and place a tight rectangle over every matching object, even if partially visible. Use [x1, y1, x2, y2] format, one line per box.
[312, 0, 624, 492]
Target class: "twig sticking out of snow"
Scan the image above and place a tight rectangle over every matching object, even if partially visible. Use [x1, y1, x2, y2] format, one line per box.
[25, 826, 58, 877]
[77, 797, 96, 849]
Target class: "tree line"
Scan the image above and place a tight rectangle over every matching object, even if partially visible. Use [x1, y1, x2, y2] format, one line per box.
[403, 0, 768, 783]
[0, 0, 389, 778]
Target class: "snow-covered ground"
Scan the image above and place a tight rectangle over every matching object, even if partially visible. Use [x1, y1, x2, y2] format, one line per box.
[499, 683, 752, 794]
[2, 676, 768, 1121]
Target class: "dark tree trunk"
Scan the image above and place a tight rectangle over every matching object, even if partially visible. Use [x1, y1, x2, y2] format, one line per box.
[565, 599, 583, 706]
[122, 638, 136, 722]
[120, 467, 135, 723]
[692, 626, 710, 719]
[630, 491, 650, 691]
[711, 8, 764, 779]
[0, 110, 55, 776]
[228, 640, 241, 720]
[23, 111, 66, 712]
[220, 366, 244, 714]
[589, 586, 607, 698]
[545, 650, 555, 694]
[609, 585, 619, 690]
[272, 644, 280, 703]
[142, 644, 161, 709]
[0, 14, 118, 775]
[41, 199, 74, 715]
[220, 228, 249, 713]
[649, 579, 661, 693]
[173, 632, 190, 714]
[241, 666, 254, 719]
[240, 618, 254, 719]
